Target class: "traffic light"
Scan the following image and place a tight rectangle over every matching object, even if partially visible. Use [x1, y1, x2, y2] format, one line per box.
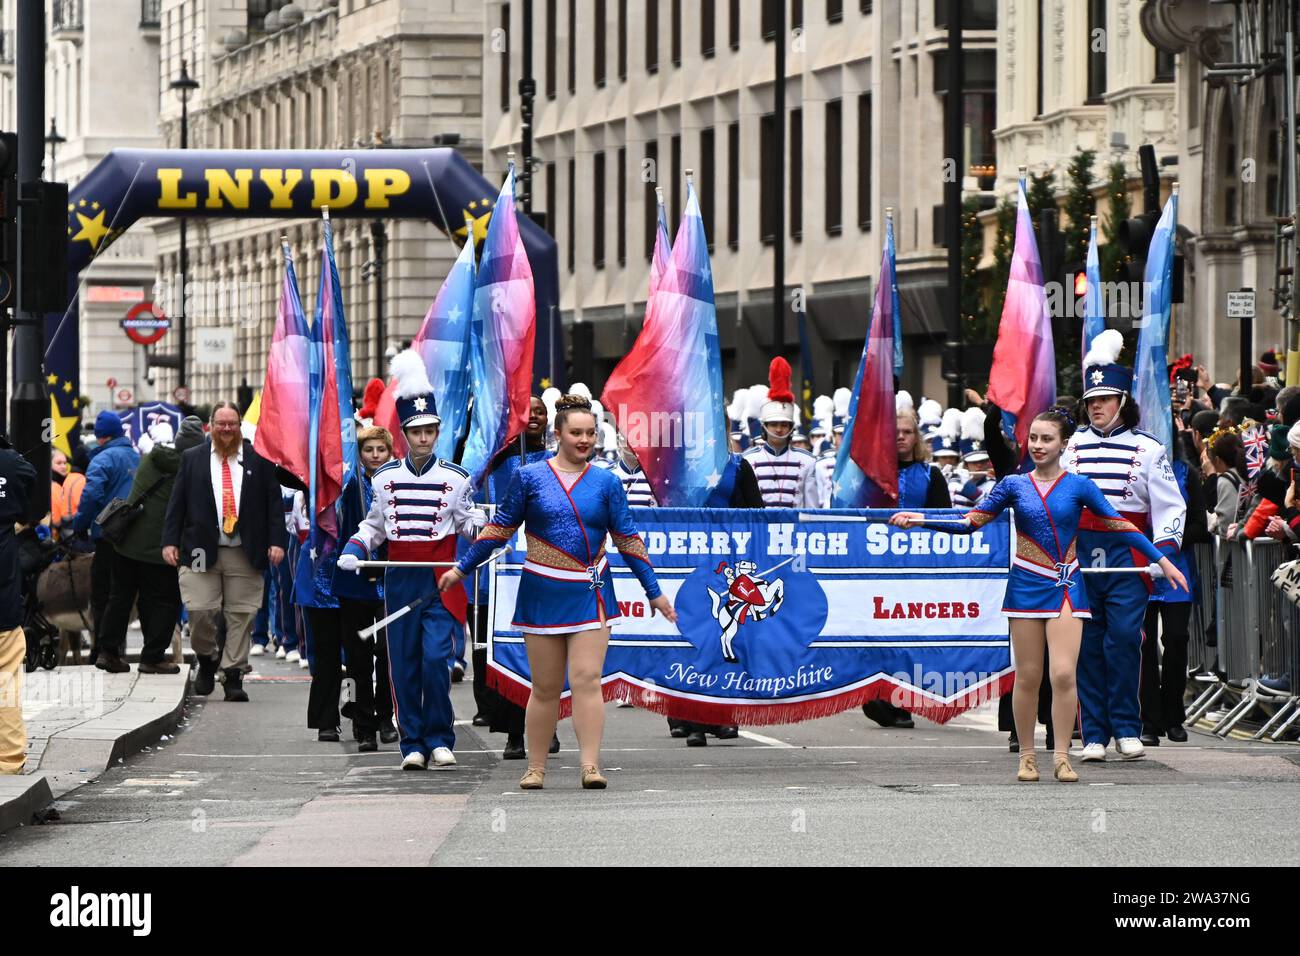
[0, 131, 16, 309]
[19, 178, 69, 313]
[1118, 209, 1159, 283]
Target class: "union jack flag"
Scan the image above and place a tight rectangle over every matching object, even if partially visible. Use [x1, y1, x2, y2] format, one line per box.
[1242, 423, 1269, 480]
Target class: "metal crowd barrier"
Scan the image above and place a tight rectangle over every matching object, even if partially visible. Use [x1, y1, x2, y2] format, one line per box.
[1183, 541, 1225, 722]
[1184, 536, 1300, 740]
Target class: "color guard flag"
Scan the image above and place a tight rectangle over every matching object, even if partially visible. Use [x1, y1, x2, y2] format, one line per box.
[1083, 216, 1104, 361]
[254, 242, 311, 487]
[1133, 187, 1179, 456]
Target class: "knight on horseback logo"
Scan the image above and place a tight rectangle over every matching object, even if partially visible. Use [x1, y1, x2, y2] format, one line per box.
[708, 559, 786, 664]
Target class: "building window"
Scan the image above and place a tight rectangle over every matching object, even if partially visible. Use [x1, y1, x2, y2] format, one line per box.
[617, 145, 627, 265]
[546, 161, 557, 237]
[793, 0, 803, 31]
[546, 0, 557, 98]
[1155, 46, 1175, 83]
[828, 0, 842, 22]
[730, 0, 741, 49]
[595, 0, 606, 86]
[568, 156, 576, 272]
[646, 0, 659, 73]
[500, 3, 511, 112]
[857, 92, 872, 230]
[702, 0, 716, 58]
[672, 0, 682, 66]
[670, 132, 682, 227]
[1086, 0, 1106, 103]
[762, 0, 780, 40]
[825, 99, 842, 234]
[618, 0, 628, 79]
[860, 0, 871, 12]
[760, 112, 777, 243]
[700, 127, 716, 249]
[935, 0, 995, 29]
[568, 0, 577, 93]
[594, 151, 606, 268]
[790, 107, 802, 241]
[645, 140, 659, 258]
[727, 120, 740, 250]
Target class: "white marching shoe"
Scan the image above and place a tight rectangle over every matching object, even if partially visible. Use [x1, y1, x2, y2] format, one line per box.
[401, 752, 427, 771]
[1077, 742, 1107, 762]
[1114, 737, 1146, 760]
[299, 657, 309, 670]
[431, 747, 457, 767]
[275, 645, 287, 660]
[284, 649, 301, 663]
[250, 644, 266, 656]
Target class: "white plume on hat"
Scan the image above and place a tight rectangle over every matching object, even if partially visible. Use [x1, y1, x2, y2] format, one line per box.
[598, 421, 617, 450]
[1083, 328, 1124, 369]
[745, 385, 769, 421]
[939, 407, 962, 441]
[390, 349, 435, 400]
[918, 399, 943, 429]
[813, 394, 835, 427]
[567, 382, 593, 400]
[895, 390, 915, 414]
[833, 387, 852, 418]
[590, 398, 605, 429]
[542, 386, 561, 425]
[728, 389, 748, 423]
[961, 406, 986, 441]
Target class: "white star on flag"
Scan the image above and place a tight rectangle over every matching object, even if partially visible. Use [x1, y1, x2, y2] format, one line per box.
[706, 470, 721, 488]
[447, 305, 463, 325]
[309, 547, 318, 560]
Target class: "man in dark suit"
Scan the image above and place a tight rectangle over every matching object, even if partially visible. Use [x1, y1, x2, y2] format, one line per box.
[162, 402, 286, 701]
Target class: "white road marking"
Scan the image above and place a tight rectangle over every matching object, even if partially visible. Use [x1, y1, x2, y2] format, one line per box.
[739, 730, 796, 748]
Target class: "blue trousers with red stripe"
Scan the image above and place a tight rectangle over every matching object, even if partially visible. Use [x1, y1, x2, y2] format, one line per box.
[384, 568, 457, 759]
[1077, 536, 1150, 745]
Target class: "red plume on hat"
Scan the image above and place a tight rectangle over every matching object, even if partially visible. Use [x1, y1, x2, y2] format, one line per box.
[359, 378, 386, 420]
[1168, 354, 1193, 385]
[767, 357, 795, 403]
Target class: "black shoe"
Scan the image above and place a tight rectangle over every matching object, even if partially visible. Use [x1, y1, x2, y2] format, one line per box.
[549, 733, 561, 754]
[711, 726, 739, 740]
[193, 657, 218, 696]
[1166, 724, 1188, 743]
[668, 720, 689, 738]
[893, 710, 915, 729]
[1008, 732, 1019, 753]
[379, 720, 398, 744]
[1139, 727, 1161, 747]
[863, 700, 896, 727]
[95, 651, 130, 674]
[357, 732, 378, 752]
[451, 665, 465, 683]
[503, 734, 526, 760]
[352, 722, 364, 743]
[318, 727, 341, 742]
[222, 667, 249, 703]
[471, 713, 491, 727]
[138, 660, 181, 675]
[686, 730, 708, 747]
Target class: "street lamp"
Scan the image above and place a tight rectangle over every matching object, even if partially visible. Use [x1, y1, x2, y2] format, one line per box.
[169, 59, 199, 394]
[44, 116, 66, 181]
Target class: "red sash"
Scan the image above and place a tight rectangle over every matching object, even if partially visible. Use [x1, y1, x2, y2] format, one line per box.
[388, 537, 467, 625]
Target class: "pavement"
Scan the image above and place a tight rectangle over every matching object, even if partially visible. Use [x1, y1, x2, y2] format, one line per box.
[1, 648, 1296, 866]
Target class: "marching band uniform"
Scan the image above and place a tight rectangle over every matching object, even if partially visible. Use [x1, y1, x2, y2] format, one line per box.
[455, 460, 662, 636]
[339, 354, 485, 768]
[1063, 332, 1186, 759]
[952, 408, 996, 508]
[813, 450, 836, 509]
[744, 358, 819, 509]
[597, 455, 658, 506]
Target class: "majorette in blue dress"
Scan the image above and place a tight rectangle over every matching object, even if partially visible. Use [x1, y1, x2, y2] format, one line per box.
[456, 459, 662, 635]
[925, 472, 1165, 619]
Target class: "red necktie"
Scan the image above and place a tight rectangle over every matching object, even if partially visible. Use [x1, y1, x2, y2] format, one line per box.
[221, 457, 238, 535]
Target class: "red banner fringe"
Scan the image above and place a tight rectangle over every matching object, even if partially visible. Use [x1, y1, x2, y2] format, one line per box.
[487, 668, 1015, 727]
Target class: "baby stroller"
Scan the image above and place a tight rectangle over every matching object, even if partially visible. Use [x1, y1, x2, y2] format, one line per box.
[19, 523, 94, 672]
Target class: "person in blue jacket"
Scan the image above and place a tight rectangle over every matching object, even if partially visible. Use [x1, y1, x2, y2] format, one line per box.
[892, 408, 1187, 784]
[72, 411, 140, 671]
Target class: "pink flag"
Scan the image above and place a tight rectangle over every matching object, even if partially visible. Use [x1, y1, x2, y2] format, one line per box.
[254, 243, 312, 486]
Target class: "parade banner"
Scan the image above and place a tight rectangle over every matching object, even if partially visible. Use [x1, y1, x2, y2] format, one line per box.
[488, 508, 1014, 725]
[116, 401, 183, 451]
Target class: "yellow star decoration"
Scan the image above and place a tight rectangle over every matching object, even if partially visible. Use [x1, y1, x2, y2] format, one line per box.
[62, 380, 73, 393]
[47, 373, 58, 385]
[539, 377, 552, 389]
[454, 197, 495, 246]
[72, 208, 111, 251]
[48, 394, 80, 457]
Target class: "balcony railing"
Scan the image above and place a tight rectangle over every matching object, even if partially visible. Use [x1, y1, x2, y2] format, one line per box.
[141, 0, 162, 28]
[51, 0, 84, 35]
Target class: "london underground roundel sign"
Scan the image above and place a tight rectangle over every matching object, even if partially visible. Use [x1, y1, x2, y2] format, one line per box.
[121, 302, 170, 346]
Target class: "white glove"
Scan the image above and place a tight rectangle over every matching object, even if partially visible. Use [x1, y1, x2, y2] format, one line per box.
[337, 552, 361, 573]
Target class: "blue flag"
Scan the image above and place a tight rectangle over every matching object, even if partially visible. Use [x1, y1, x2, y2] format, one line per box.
[1134, 189, 1179, 456]
[413, 225, 476, 461]
[889, 216, 903, 381]
[1083, 217, 1104, 361]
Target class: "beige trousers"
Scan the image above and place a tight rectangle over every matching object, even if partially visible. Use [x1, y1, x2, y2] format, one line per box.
[0, 626, 26, 774]
[178, 546, 264, 671]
